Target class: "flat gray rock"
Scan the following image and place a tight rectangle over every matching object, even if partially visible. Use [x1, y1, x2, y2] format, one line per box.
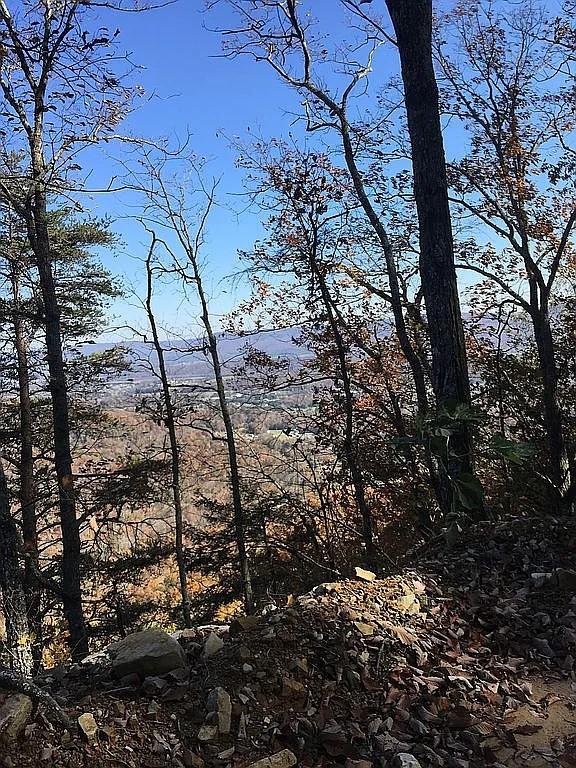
[108, 629, 186, 679]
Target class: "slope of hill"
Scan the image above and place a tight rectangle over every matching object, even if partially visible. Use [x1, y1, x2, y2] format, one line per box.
[4, 516, 576, 768]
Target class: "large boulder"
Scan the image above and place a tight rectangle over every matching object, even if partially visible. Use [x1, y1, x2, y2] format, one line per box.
[108, 629, 186, 680]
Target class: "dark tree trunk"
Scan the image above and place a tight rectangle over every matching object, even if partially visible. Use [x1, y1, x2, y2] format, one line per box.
[25, 189, 88, 660]
[532, 308, 568, 502]
[0, 461, 34, 678]
[385, 0, 478, 509]
[11, 268, 43, 669]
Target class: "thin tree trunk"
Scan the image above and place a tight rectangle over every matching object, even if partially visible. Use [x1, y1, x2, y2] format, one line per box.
[10, 265, 43, 669]
[144, 244, 191, 627]
[339, 123, 430, 416]
[193, 272, 254, 614]
[311, 251, 377, 568]
[25, 188, 88, 660]
[0, 460, 34, 678]
[385, 0, 478, 511]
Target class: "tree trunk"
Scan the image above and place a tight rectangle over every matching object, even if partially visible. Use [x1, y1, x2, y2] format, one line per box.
[25, 189, 88, 660]
[385, 0, 478, 510]
[0, 461, 34, 678]
[11, 267, 43, 669]
[144, 246, 192, 627]
[532, 309, 570, 503]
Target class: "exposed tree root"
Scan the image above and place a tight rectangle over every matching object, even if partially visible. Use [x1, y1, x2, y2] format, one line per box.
[0, 667, 74, 732]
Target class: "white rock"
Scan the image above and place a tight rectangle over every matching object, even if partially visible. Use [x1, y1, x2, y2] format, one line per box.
[203, 632, 224, 658]
[78, 712, 98, 743]
[355, 566, 377, 582]
[393, 754, 422, 768]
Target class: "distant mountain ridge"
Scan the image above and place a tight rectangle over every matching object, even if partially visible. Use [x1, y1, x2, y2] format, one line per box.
[82, 327, 310, 380]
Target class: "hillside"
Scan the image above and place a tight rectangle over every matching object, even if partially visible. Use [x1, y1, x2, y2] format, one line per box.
[3, 517, 575, 768]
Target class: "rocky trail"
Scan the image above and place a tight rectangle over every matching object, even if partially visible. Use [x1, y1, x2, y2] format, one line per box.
[1, 516, 576, 768]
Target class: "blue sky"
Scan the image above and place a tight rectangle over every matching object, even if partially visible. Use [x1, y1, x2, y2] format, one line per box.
[77, 0, 407, 339]
[85, 0, 313, 337]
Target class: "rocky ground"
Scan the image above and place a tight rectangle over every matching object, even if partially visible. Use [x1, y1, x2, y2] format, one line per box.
[1, 516, 576, 768]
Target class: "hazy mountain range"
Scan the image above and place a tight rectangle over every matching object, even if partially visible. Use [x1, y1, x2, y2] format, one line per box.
[83, 327, 310, 381]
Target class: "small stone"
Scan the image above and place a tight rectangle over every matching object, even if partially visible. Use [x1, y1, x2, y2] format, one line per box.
[141, 676, 168, 696]
[197, 724, 219, 742]
[203, 632, 224, 658]
[281, 677, 306, 698]
[290, 657, 308, 676]
[355, 567, 376, 582]
[78, 712, 98, 743]
[395, 594, 421, 614]
[206, 687, 231, 734]
[238, 712, 248, 739]
[0, 694, 32, 745]
[242, 663, 254, 674]
[238, 645, 252, 662]
[146, 701, 161, 717]
[218, 747, 235, 759]
[393, 755, 423, 768]
[230, 615, 260, 634]
[531, 572, 553, 588]
[162, 683, 188, 702]
[247, 749, 298, 768]
[354, 621, 375, 637]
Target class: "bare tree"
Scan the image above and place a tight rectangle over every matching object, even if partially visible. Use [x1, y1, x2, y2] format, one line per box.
[237, 146, 380, 564]
[133, 152, 255, 613]
[209, 0, 483, 517]
[211, 0, 430, 415]
[141, 234, 192, 627]
[438, 1, 576, 507]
